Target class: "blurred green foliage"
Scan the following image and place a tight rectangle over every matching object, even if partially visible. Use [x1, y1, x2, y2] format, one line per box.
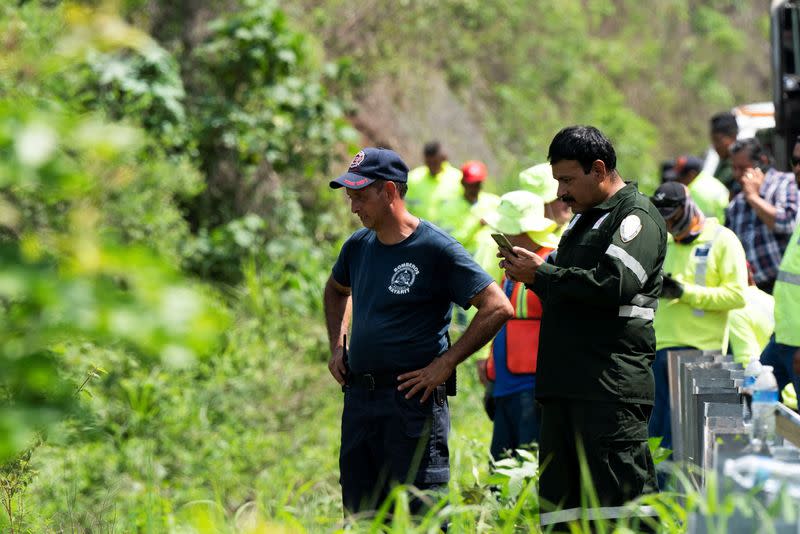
[0, 77, 226, 466]
[0, 0, 353, 530]
[293, 0, 770, 193]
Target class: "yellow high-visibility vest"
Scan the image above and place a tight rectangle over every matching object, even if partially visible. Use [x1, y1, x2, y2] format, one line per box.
[774, 223, 800, 347]
[654, 218, 747, 351]
[405, 161, 463, 225]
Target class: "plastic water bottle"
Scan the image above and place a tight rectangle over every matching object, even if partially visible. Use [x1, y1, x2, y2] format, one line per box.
[750, 365, 779, 452]
[742, 358, 762, 425]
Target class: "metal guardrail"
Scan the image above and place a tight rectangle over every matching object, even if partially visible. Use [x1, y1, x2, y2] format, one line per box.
[776, 402, 800, 447]
[667, 350, 715, 462]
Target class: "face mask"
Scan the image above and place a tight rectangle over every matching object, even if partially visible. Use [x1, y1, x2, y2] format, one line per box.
[669, 196, 704, 244]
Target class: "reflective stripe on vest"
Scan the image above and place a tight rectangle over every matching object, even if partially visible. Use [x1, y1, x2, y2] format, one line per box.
[777, 270, 800, 286]
[775, 228, 800, 344]
[692, 225, 724, 317]
[540, 505, 658, 526]
[515, 276, 528, 317]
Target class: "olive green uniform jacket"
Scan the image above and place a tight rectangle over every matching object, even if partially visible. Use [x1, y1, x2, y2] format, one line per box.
[530, 183, 667, 405]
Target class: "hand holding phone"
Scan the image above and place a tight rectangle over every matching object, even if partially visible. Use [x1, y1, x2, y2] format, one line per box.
[491, 233, 516, 256]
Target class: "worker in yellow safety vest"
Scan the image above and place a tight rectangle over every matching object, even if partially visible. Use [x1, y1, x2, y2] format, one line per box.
[437, 160, 500, 254]
[649, 182, 747, 451]
[765, 136, 800, 403]
[729, 265, 798, 409]
[728, 263, 775, 365]
[405, 141, 463, 226]
[663, 155, 729, 223]
[440, 160, 500, 332]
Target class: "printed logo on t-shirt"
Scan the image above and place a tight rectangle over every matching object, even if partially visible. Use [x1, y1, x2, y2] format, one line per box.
[388, 262, 420, 294]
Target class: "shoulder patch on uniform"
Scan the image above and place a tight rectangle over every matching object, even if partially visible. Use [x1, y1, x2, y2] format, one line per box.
[619, 214, 642, 243]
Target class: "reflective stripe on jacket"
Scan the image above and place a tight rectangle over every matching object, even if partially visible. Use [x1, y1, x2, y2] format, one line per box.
[530, 183, 667, 404]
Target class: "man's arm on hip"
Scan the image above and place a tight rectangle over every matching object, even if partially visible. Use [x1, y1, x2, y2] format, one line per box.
[397, 282, 513, 402]
[324, 275, 352, 385]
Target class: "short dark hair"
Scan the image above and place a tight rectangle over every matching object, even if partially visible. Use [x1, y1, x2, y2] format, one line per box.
[423, 141, 442, 158]
[374, 179, 407, 199]
[729, 137, 765, 164]
[710, 112, 738, 137]
[547, 125, 616, 174]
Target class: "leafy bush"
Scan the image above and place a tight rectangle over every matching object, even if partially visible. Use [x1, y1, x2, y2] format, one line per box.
[183, 0, 357, 229]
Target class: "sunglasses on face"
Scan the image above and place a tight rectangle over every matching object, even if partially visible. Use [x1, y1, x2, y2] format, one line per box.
[792, 156, 800, 167]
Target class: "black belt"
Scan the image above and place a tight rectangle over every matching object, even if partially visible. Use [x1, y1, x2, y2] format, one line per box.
[347, 371, 406, 390]
[345, 368, 457, 396]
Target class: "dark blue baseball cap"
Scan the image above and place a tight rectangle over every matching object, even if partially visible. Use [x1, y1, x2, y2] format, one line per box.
[329, 147, 409, 190]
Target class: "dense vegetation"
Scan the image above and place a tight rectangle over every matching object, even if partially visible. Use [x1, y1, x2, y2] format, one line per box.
[0, 0, 784, 532]
[291, 0, 771, 194]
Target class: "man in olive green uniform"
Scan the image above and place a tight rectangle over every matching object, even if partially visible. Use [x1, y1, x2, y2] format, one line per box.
[500, 126, 665, 524]
[710, 112, 738, 195]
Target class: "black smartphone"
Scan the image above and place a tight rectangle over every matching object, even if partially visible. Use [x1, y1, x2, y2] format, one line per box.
[491, 232, 516, 255]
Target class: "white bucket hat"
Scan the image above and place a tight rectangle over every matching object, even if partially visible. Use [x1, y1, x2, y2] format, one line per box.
[484, 191, 559, 247]
[519, 163, 559, 203]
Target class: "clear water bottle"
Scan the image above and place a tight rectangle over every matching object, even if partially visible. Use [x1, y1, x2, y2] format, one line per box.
[750, 365, 778, 452]
[724, 455, 800, 498]
[742, 358, 762, 425]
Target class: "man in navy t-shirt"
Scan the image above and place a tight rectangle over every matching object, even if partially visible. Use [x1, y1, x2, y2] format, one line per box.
[324, 147, 513, 516]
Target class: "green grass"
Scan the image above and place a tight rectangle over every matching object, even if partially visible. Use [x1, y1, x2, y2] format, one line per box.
[6, 320, 795, 533]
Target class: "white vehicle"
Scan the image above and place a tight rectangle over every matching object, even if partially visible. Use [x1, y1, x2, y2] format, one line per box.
[701, 102, 776, 178]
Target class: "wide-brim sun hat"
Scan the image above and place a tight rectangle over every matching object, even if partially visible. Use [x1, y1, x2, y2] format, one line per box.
[484, 190, 557, 236]
[519, 163, 559, 203]
[526, 229, 561, 249]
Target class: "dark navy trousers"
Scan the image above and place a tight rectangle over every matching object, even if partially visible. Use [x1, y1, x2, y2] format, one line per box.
[490, 388, 540, 460]
[339, 383, 449, 515]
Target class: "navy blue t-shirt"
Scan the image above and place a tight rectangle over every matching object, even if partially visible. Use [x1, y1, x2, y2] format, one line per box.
[332, 220, 494, 374]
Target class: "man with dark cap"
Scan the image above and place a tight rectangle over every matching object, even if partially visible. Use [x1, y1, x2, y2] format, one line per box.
[324, 147, 513, 516]
[649, 182, 746, 455]
[664, 155, 729, 222]
[499, 126, 665, 528]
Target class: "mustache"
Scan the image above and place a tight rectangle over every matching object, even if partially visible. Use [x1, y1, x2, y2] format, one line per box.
[560, 196, 575, 203]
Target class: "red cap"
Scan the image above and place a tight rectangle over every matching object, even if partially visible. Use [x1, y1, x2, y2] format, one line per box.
[461, 160, 488, 184]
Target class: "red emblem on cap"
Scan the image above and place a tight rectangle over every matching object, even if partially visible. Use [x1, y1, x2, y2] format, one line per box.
[349, 150, 365, 169]
[343, 178, 369, 186]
